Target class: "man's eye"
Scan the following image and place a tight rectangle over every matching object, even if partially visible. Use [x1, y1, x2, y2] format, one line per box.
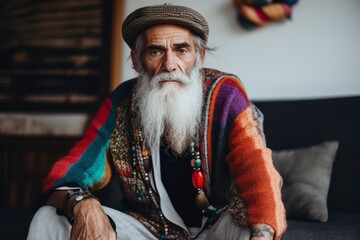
[178, 48, 188, 54]
[149, 50, 160, 56]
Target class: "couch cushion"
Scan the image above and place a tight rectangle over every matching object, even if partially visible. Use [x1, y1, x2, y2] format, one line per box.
[282, 213, 360, 240]
[272, 141, 339, 222]
[254, 97, 360, 213]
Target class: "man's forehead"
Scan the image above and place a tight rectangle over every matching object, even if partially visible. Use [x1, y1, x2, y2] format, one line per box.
[144, 24, 194, 46]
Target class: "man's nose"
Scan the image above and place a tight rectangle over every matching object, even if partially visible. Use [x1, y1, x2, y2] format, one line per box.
[162, 51, 177, 72]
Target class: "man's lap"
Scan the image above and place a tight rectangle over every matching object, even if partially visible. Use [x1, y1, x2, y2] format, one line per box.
[27, 206, 157, 240]
[27, 206, 249, 240]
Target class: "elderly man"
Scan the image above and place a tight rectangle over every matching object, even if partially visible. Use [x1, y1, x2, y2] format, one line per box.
[28, 4, 286, 240]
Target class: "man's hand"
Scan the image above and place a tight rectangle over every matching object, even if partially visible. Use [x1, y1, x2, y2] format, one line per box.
[250, 223, 274, 240]
[70, 198, 116, 240]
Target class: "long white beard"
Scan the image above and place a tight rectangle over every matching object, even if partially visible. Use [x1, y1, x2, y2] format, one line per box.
[134, 62, 203, 154]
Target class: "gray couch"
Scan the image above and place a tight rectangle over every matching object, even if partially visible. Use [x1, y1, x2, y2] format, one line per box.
[254, 96, 360, 239]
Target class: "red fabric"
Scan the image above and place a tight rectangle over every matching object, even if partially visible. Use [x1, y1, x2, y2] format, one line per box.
[42, 98, 113, 192]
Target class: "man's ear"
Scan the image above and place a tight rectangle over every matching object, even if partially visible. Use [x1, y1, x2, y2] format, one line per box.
[131, 50, 141, 72]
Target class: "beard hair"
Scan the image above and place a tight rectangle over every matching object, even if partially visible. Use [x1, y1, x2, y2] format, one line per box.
[134, 58, 203, 154]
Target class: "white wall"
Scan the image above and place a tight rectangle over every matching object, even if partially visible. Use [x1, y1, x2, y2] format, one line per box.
[121, 0, 360, 100]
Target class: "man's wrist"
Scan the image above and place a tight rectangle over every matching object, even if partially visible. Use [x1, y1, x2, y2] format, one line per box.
[62, 189, 99, 222]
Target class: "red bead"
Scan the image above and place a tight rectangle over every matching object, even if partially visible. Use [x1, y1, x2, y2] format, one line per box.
[192, 171, 204, 189]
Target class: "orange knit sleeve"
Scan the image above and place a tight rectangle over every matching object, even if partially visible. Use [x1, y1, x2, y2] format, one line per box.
[226, 106, 287, 239]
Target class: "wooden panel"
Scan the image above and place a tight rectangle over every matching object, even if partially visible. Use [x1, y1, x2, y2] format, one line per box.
[0, 0, 112, 112]
[0, 136, 79, 208]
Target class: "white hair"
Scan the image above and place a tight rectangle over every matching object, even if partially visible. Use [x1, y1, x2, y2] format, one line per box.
[133, 56, 203, 154]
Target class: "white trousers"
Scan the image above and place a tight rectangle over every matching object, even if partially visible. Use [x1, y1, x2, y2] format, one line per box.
[27, 206, 250, 240]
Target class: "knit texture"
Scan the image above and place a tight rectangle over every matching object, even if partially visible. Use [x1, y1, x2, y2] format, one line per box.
[227, 107, 287, 240]
[122, 4, 209, 49]
[42, 68, 286, 239]
[42, 82, 129, 192]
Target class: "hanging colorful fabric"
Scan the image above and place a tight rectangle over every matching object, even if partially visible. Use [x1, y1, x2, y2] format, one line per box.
[233, 0, 299, 30]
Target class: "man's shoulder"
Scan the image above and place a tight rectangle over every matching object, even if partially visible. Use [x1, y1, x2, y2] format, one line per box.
[203, 68, 238, 80]
[109, 78, 137, 102]
[202, 68, 245, 92]
[202, 68, 250, 115]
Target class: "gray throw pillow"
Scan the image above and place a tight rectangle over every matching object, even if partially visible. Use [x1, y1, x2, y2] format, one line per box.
[272, 141, 339, 222]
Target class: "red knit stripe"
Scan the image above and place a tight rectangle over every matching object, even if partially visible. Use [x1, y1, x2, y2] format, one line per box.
[67, 98, 112, 160]
[42, 98, 113, 192]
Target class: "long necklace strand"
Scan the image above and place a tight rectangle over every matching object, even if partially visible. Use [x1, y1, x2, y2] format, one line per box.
[133, 130, 169, 238]
[132, 129, 217, 238]
[190, 142, 217, 214]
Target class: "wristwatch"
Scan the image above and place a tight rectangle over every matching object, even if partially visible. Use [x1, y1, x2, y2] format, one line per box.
[73, 191, 89, 202]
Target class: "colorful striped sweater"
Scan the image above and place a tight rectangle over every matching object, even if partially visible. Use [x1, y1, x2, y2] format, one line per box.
[42, 68, 286, 239]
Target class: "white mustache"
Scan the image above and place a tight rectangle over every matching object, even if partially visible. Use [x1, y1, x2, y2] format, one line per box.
[151, 72, 192, 88]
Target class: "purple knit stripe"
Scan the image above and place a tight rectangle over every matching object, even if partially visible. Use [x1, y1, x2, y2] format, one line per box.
[213, 83, 249, 127]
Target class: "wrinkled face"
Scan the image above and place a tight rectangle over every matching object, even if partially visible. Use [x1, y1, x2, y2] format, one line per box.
[132, 24, 205, 153]
[139, 24, 198, 87]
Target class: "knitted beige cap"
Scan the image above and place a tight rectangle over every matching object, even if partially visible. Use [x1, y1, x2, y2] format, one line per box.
[122, 4, 209, 49]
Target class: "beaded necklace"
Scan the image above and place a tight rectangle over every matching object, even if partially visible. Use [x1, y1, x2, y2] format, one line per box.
[132, 129, 169, 238]
[190, 142, 217, 215]
[132, 126, 218, 237]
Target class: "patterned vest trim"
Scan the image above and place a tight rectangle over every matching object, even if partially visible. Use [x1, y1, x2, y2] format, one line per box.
[109, 68, 249, 238]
